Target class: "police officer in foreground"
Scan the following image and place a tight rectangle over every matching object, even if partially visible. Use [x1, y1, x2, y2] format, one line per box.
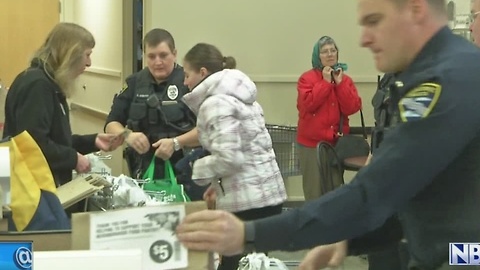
[470, 0, 480, 47]
[176, 0, 480, 269]
[105, 28, 201, 198]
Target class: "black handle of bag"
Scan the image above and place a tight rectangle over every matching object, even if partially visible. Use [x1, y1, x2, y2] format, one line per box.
[331, 72, 368, 140]
[338, 110, 367, 140]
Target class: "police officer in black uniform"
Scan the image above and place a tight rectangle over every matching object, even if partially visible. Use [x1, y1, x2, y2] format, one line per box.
[359, 73, 407, 270]
[371, 73, 396, 153]
[176, 1, 480, 269]
[105, 28, 200, 198]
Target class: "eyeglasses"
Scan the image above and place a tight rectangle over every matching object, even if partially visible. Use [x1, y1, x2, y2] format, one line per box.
[469, 11, 480, 24]
[320, 48, 338, 55]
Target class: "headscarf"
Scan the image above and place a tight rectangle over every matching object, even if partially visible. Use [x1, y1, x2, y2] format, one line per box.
[311, 36, 348, 71]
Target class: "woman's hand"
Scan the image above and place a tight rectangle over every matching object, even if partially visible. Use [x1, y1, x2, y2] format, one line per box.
[75, 153, 91, 173]
[95, 133, 124, 152]
[322, 66, 333, 82]
[125, 132, 150, 154]
[332, 68, 343, 84]
[299, 241, 348, 270]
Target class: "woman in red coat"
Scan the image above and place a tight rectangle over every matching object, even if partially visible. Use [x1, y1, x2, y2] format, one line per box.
[296, 36, 362, 200]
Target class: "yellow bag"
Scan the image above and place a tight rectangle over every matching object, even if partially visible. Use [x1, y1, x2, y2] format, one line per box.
[0, 131, 69, 231]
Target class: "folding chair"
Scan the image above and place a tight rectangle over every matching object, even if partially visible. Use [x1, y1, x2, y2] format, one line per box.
[316, 141, 344, 194]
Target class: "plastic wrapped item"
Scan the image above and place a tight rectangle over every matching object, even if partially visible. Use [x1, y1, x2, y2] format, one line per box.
[88, 174, 159, 211]
[72, 152, 112, 180]
[86, 152, 112, 177]
[237, 253, 288, 270]
[108, 174, 151, 207]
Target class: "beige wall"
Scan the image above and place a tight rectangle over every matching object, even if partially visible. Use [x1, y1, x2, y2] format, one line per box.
[61, 0, 133, 176]
[144, 0, 378, 83]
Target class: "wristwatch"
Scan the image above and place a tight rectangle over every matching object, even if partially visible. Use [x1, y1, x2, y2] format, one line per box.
[244, 221, 256, 253]
[172, 137, 181, 151]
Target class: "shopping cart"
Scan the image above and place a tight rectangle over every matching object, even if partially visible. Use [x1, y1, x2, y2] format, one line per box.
[265, 124, 301, 179]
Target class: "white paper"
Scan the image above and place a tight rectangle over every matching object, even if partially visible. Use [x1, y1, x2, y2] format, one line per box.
[89, 205, 188, 270]
[0, 147, 10, 206]
[34, 249, 143, 270]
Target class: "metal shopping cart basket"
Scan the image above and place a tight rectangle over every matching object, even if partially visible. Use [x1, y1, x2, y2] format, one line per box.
[265, 124, 301, 179]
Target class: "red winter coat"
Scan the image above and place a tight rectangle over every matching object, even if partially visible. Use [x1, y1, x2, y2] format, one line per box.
[296, 69, 362, 147]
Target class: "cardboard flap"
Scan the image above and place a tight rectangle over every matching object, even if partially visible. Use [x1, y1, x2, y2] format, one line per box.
[57, 174, 106, 209]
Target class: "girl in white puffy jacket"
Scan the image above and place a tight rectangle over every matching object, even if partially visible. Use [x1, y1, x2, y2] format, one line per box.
[181, 43, 287, 270]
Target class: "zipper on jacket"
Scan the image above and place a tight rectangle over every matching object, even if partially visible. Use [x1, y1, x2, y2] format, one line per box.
[218, 178, 225, 195]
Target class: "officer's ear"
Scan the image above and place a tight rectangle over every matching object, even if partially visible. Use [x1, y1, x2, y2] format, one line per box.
[172, 49, 177, 58]
[407, 0, 428, 23]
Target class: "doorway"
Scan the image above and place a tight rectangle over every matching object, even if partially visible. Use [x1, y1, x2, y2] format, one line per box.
[0, 0, 59, 87]
[133, 0, 143, 73]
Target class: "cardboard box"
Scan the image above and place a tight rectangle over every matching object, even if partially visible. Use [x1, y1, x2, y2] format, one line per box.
[0, 146, 10, 207]
[0, 217, 7, 231]
[72, 201, 210, 270]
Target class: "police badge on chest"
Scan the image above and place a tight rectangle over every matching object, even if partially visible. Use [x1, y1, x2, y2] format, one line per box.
[167, 85, 179, 100]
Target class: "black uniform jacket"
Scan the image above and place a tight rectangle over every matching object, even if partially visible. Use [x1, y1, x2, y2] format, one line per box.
[105, 65, 192, 133]
[3, 59, 98, 186]
[249, 26, 480, 269]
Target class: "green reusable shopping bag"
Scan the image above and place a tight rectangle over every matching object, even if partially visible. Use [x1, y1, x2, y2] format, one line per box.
[142, 158, 190, 203]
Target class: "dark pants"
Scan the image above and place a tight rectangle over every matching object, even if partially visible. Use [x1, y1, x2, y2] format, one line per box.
[368, 241, 408, 270]
[217, 204, 284, 270]
[65, 199, 87, 217]
[347, 215, 407, 270]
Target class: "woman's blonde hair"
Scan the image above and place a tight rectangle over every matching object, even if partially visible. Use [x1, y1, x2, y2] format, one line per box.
[32, 22, 95, 97]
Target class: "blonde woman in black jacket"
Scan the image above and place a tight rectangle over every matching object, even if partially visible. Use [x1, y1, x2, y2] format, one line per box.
[3, 23, 123, 188]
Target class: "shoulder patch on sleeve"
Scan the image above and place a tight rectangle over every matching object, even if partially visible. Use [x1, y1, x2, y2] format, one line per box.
[398, 83, 441, 122]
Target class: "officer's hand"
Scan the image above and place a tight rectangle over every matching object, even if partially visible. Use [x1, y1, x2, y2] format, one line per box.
[332, 68, 343, 84]
[75, 153, 91, 173]
[203, 185, 216, 209]
[152, 138, 174, 160]
[176, 210, 245, 256]
[95, 133, 124, 152]
[322, 66, 333, 82]
[298, 241, 347, 270]
[126, 132, 150, 154]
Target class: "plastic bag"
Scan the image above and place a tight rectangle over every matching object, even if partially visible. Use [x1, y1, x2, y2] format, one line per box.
[142, 158, 190, 203]
[88, 174, 158, 211]
[237, 253, 288, 270]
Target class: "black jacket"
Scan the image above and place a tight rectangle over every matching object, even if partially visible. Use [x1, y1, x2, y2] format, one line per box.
[3, 60, 98, 186]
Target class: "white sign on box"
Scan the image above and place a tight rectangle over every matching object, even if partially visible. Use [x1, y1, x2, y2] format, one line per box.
[89, 204, 188, 270]
[0, 147, 10, 206]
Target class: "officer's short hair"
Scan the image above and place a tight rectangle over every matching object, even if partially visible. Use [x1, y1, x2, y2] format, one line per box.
[184, 43, 236, 74]
[390, 0, 446, 13]
[143, 28, 175, 52]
